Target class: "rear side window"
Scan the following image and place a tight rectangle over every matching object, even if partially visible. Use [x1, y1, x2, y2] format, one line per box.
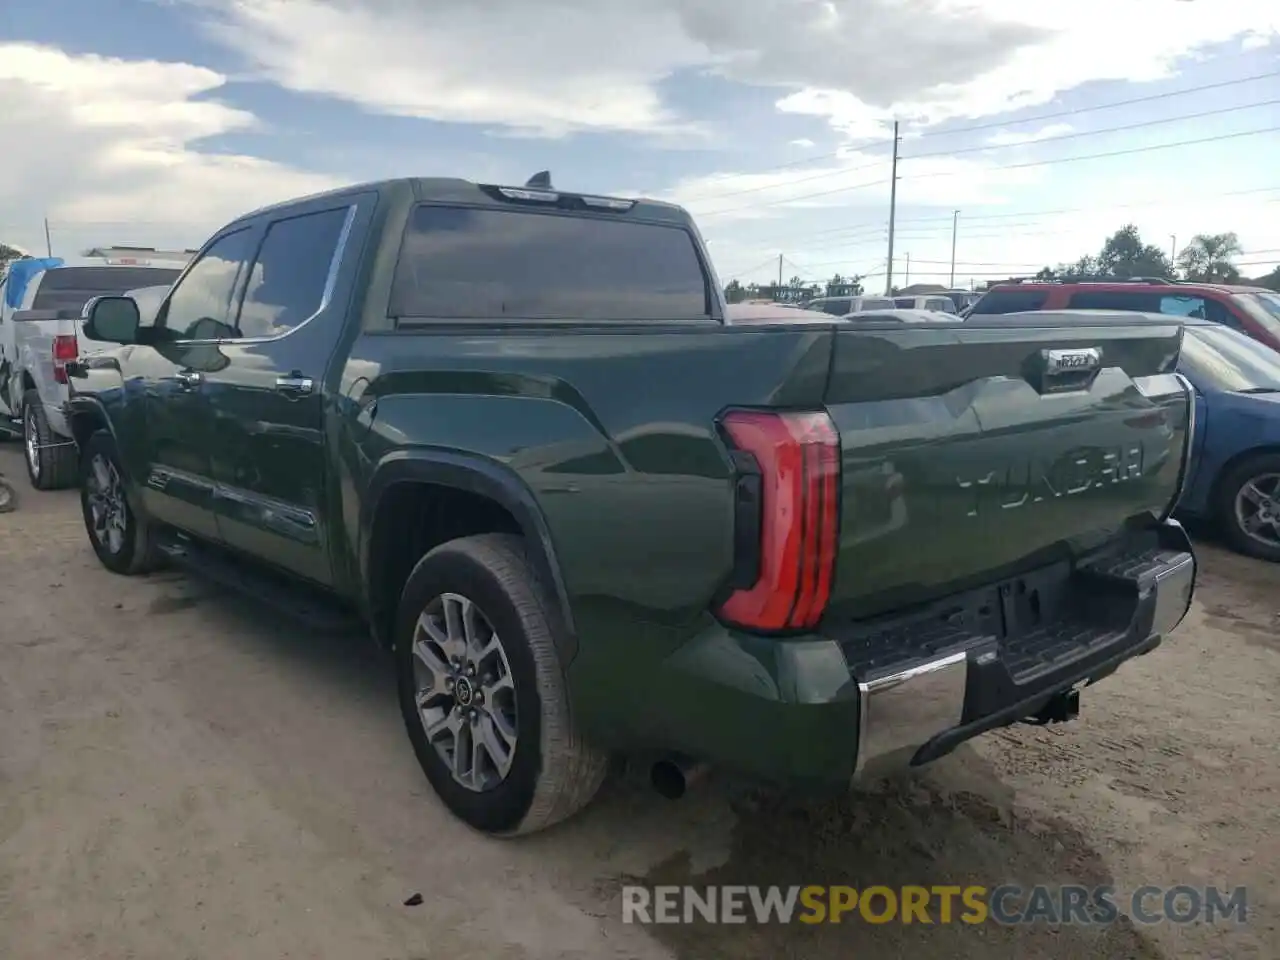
[859, 298, 895, 311]
[1067, 290, 1161, 311]
[820, 298, 852, 316]
[31, 266, 181, 313]
[390, 205, 710, 321]
[969, 289, 1049, 314]
[893, 297, 915, 308]
[235, 206, 350, 338]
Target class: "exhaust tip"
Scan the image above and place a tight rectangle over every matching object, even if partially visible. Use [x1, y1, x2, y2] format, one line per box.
[651, 760, 689, 800]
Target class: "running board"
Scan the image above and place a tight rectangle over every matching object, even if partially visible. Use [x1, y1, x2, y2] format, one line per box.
[154, 533, 365, 636]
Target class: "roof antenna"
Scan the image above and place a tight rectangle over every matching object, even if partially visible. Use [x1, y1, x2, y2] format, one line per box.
[526, 170, 553, 189]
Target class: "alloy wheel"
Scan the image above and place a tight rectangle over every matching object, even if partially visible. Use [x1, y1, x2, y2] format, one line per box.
[411, 592, 518, 793]
[1234, 472, 1280, 550]
[24, 408, 39, 479]
[85, 453, 128, 555]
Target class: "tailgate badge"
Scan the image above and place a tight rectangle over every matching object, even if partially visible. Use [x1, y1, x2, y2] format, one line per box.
[1043, 347, 1101, 374]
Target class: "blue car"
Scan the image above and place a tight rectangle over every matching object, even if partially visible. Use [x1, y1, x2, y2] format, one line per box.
[1176, 319, 1280, 561]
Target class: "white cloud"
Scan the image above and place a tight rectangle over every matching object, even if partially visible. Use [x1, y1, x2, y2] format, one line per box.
[194, 0, 710, 138]
[778, 1, 1278, 134]
[790, 138, 816, 148]
[193, 0, 1277, 141]
[985, 123, 1074, 147]
[0, 43, 342, 255]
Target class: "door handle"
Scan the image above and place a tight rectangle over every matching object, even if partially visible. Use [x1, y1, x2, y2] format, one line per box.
[174, 370, 203, 388]
[275, 375, 314, 396]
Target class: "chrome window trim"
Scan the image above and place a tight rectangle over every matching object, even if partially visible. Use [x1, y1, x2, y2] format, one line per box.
[162, 203, 357, 347]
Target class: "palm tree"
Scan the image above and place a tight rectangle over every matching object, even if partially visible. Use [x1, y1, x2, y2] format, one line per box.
[1177, 232, 1244, 283]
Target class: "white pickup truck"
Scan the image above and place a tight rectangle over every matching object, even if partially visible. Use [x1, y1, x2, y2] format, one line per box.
[0, 255, 187, 489]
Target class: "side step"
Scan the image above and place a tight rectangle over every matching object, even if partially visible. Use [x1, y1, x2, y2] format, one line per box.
[155, 533, 365, 636]
[0, 417, 21, 440]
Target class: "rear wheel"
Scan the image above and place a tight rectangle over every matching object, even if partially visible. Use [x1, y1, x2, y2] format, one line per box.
[79, 430, 163, 575]
[23, 389, 77, 490]
[1217, 453, 1280, 562]
[396, 533, 607, 835]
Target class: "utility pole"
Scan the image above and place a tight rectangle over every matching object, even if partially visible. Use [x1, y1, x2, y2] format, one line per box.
[949, 210, 960, 288]
[777, 253, 783, 289]
[43, 218, 52, 257]
[884, 120, 900, 296]
[1170, 234, 1177, 263]
[904, 252, 910, 286]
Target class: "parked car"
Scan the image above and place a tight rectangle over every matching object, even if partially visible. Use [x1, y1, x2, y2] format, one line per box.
[804, 294, 896, 315]
[67, 175, 1195, 836]
[1173, 319, 1280, 561]
[892, 295, 957, 313]
[966, 277, 1280, 352]
[0, 255, 186, 489]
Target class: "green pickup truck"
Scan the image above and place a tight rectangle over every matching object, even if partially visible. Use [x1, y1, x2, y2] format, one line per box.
[66, 175, 1197, 836]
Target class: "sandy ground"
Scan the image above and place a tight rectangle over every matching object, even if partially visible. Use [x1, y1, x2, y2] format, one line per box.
[0, 442, 1277, 960]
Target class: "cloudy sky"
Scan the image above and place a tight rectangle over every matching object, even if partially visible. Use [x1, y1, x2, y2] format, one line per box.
[1, 0, 1277, 290]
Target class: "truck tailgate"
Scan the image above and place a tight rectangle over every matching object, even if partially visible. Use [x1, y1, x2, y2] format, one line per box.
[823, 317, 1190, 619]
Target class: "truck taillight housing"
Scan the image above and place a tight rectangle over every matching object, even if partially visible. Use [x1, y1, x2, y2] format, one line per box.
[53, 334, 79, 384]
[715, 409, 840, 632]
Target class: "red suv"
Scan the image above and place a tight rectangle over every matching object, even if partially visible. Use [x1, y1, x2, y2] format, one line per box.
[967, 278, 1280, 352]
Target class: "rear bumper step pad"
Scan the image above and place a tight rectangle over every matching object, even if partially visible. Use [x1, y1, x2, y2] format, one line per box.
[838, 521, 1196, 781]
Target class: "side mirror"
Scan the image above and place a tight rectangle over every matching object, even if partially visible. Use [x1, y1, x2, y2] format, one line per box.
[82, 295, 141, 344]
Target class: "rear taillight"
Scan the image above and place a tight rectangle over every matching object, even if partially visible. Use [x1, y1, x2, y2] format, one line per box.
[53, 334, 78, 384]
[715, 409, 840, 632]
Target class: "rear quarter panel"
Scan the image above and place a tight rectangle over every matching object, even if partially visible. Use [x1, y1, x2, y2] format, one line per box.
[344, 324, 833, 652]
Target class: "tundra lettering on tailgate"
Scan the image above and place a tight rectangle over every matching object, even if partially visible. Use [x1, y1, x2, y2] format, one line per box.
[958, 444, 1146, 517]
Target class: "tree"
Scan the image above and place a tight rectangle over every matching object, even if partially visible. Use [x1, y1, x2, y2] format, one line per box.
[1, 241, 26, 263]
[1096, 225, 1172, 279]
[1256, 266, 1280, 293]
[1177, 232, 1243, 283]
[723, 279, 746, 303]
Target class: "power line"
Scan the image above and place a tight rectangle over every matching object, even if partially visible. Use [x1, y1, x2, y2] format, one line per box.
[697, 128, 1279, 218]
[706, 185, 1280, 249]
[906, 126, 1280, 181]
[677, 70, 1279, 202]
[695, 97, 1276, 207]
[902, 98, 1280, 162]
[697, 175, 894, 220]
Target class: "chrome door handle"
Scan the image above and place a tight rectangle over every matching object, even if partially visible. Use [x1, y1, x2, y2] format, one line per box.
[174, 370, 203, 388]
[275, 375, 314, 395]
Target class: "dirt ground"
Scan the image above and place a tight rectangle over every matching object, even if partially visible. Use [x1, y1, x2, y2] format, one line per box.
[0, 442, 1277, 960]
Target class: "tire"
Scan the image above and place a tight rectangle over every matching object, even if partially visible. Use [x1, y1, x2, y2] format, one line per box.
[1217, 452, 1280, 562]
[396, 533, 607, 836]
[23, 389, 78, 490]
[79, 430, 164, 575]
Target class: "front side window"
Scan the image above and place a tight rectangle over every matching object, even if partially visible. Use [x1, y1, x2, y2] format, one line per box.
[389, 205, 710, 321]
[236, 207, 350, 338]
[158, 228, 256, 339]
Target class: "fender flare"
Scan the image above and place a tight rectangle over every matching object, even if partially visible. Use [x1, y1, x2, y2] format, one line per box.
[65, 395, 122, 453]
[361, 449, 578, 658]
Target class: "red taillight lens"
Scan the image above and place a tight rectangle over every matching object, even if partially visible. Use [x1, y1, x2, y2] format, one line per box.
[715, 409, 840, 632]
[53, 334, 79, 384]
